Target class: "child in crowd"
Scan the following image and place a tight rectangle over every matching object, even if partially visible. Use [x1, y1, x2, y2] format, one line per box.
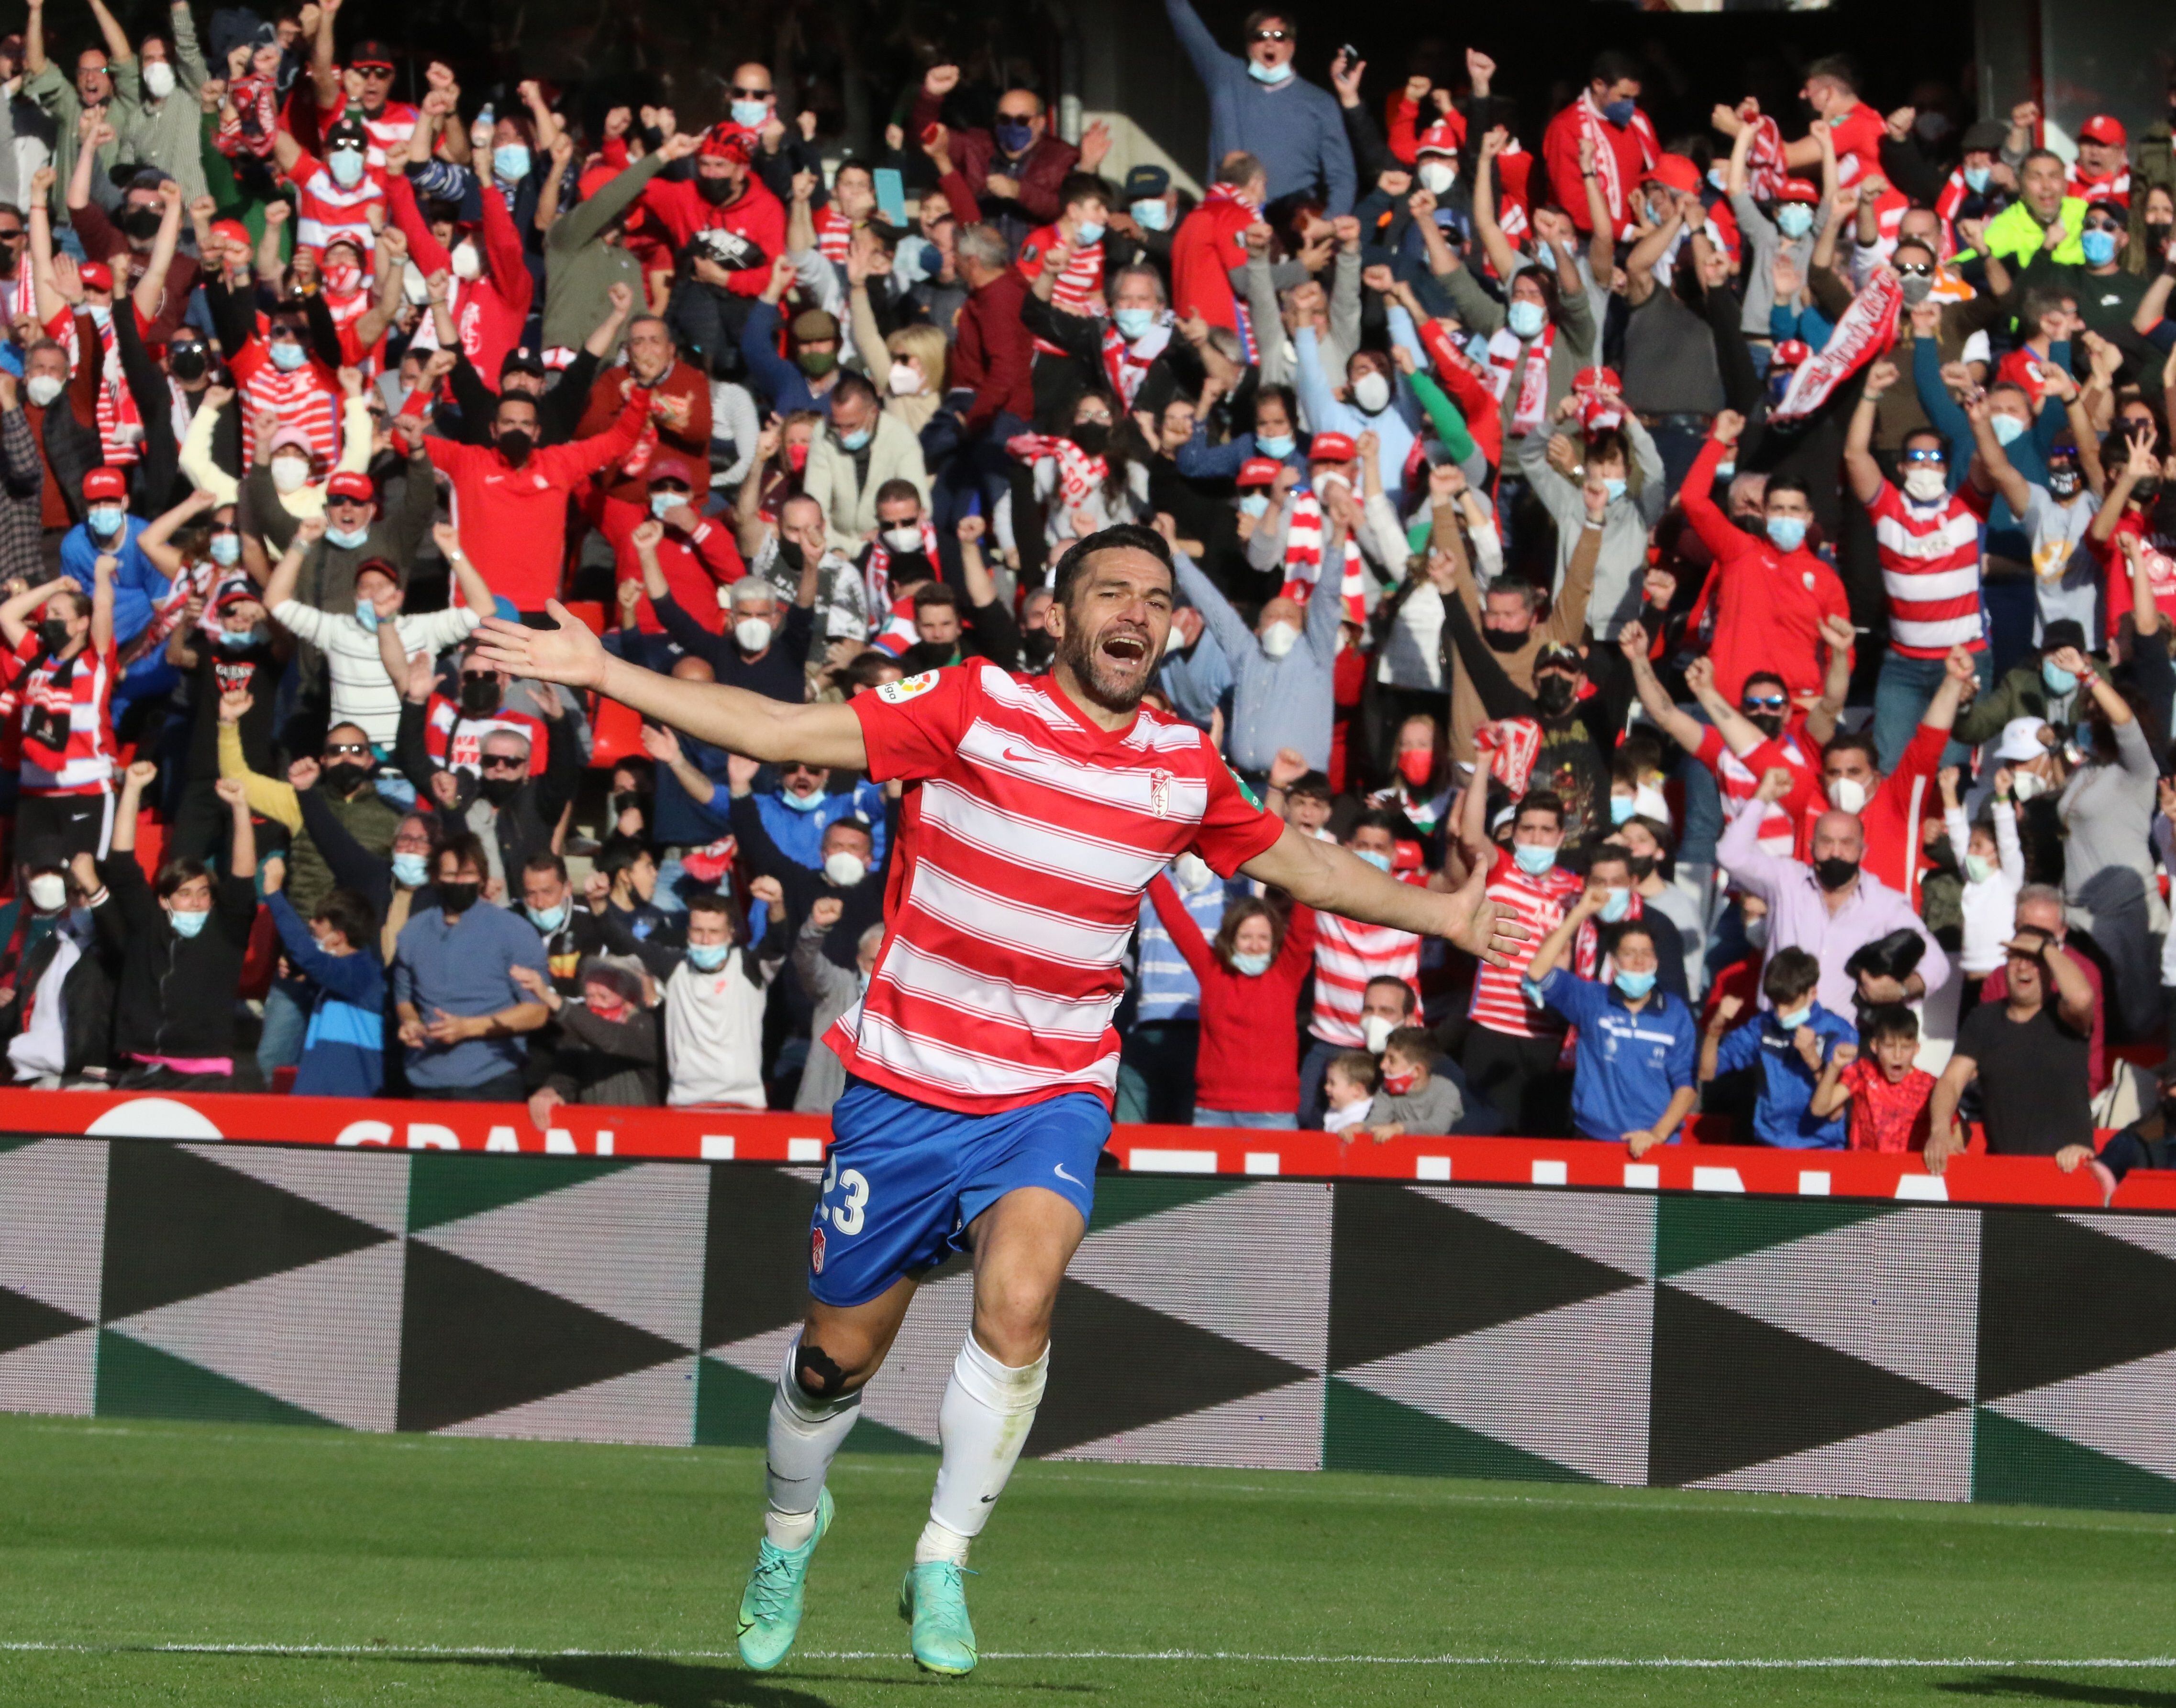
[1810, 1005, 1939, 1154]
[1367, 1026, 1462, 1139]
[1322, 1050, 1378, 1136]
[1698, 947, 1856, 1149]
[1945, 763, 2024, 998]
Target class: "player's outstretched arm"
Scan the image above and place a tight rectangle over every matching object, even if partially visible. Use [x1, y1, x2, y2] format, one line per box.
[474, 602, 868, 771]
[1240, 822, 1528, 967]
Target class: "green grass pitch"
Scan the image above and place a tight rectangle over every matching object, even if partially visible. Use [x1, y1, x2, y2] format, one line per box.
[3, 1412, 2174, 1706]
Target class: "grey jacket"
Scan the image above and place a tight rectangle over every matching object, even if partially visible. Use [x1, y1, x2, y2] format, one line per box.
[1438, 256, 1599, 429]
[1174, 547, 1342, 774]
[1516, 414, 1666, 640]
[1244, 248, 1360, 402]
[792, 916, 860, 1115]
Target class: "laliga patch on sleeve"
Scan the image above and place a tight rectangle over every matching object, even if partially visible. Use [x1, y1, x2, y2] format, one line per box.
[877, 671, 941, 705]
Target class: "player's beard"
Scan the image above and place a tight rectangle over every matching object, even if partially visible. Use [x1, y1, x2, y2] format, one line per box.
[1055, 617, 1158, 714]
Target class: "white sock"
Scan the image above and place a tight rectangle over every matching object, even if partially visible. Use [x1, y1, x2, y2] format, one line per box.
[763, 1335, 861, 1550]
[917, 1334, 1048, 1565]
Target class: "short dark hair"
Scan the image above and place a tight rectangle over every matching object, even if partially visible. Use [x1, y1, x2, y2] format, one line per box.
[522, 851, 568, 882]
[841, 649, 903, 694]
[1826, 730, 1879, 770]
[1863, 1003, 1920, 1045]
[155, 854, 211, 900]
[1349, 808, 1404, 842]
[1742, 669, 1789, 699]
[312, 887, 378, 953]
[1382, 1025, 1433, 1063]
[436, 830, 488, 878]
[873, 477, 922, 510]
[1764, 474, 1812, 505]
[1590, 48, 1640, 87]
[687, 889, 741, 938]
[1803, 53, 1859, 92]
[912, 582, 959, 613]
[1601, 920, 1657, 960]
[493, 391, 539, 422]
[1763, 946, 1822, 1007]
[1050, 522, 1175, 613]
[1329, 1049, 1379, 1092]
[1363, 975, 1417, 1017]
[1058, 172, 1111, 213]
[831, 370, 879, 413]
[1515, 789, 1565, 831]
[1901, 425, 1947, 460]
[1285, 769, 1333, 804]
[1587, 844, 1634, 878]
[596, 836, 653, 880]
[1241, 10, 1291, 40]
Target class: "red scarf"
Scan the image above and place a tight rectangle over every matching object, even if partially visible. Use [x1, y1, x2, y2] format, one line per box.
[1279, 485, 1366, 623]
[1486, 320, 1554, 435]
[1772, 269, 1900, 425]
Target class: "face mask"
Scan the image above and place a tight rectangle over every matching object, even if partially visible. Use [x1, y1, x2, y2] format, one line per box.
[1359, 1014, 1396, 1055]
[1613, 968, 1656, 1000]
[208, 531, 241, 567]
[460, 677, 501, 716]
[167, 905, 210, 938]
[24, 373, 63, 408]
[1766, 515, 1809, 553]
[2011, 771, 2048, 802]
[730, 98, 771, 129]
[2047, 466, 2082, 499]
[478, 774, 521, 805]
[443, 240, 483, 282]
[993, 120, 1035, 155]
[1513, 843, 1557, 877]
[687, 939, 733, 973]
[1776, 1004, 1812, 1031]
[824, 851, 867, 889]
[837, 425, 871, 452]
[1602, 477, 1627, 505]
[1239, 492, 1270, 519]
[120, 205, 163, 241]
[1743, 913, 1769, 950]
[795, 346, 837, 378]
[781, 785, 827, 813]
[438, 881, 480, 915]
[1899, 273, 1935, 308]
[1813, 855, 1859, 892]
[1965, 165, 1992, 193]
[882, 525, 923, 554]
[493, 144, 532, 183]
[269, 339, 310, 375]
[326, 522, 368, 550]
[219, 622, 263, 650]
[37, 617, 72, 655]
[526, 900, 569, 933]
[1535, 676, 1577, 716]
[1903, 466, 1948, 503]
[2149, 222, 2175, 259]
[1173, 851, 1216, 892]
[1599, 887, 1632, 923]
[392, 851, 431, 887]
[1113, 306, 1156, 342]
[1826, 776, 1868, 814]
[1074, 220, 1105, 246]
[1506, 299, 1546, 340]
[1223, 947, 1271, 978]
[649, 491, 688, 521]
[1610, 794, 1635, 826]
[324, 760, 371, 796]
[1352, 371, 1391, 414]
[26, 873, 66, 912]
[1247, 59, 1293, 85]
[496, 428, 535, 466]
[1418, 160, 1454, 195]
[1715, 461, 1736, 480]
[1255, 433, 1294, 459]
[1776, 204, 1814, 239]
[736, 617, 774, 653]
[1356, 849, 1392, 873]
[142, 59, 175, 100]
[269, 454, 310, 492]
[1397, 748, 1434, 788]
[2041, 661, 2077, 695]
[1260, 620, 1298, 659]
[1990, 414, 2027, 446]
[888, 361, 921, 397]
[2080, 229, 2118, 268]
[1069, 421, 1109, 456]
[1131, 198, 1170, 232]
[87, 504, 123, 537]
[1964, 853, 1994, 885]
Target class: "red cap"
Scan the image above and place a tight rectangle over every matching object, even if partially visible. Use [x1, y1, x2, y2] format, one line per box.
[1237, 456, 1283, 487]
[325, 471, 375, 503]
[1771, 339, 1812, 370]
[2077, 113, 2126, 147]
[699, 123, 752, 163]
[82, 466, 126, 501]
[1774, 176, 1822, 206]
[1308, 431, 1356, 465]
[1573, 365, 1621, 395]
[1645, 153, 1702, 196]
[1414, 119, 1460, 160]
[78, 260, 112, 294]
[647, 456, 693, 487]
[210, 218, 251, 250]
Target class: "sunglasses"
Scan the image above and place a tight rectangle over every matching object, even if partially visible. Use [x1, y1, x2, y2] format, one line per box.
[323, 741, 371, 758]
[997, 110, 1037, 124]
[1742, 694, 1788, 711]
[727, 84, 769, 100]
[2083, 218, 2122, 233]
[355, 65, 394, 80]
[1901, 447, 1947, 465]
[1894, 261, 1933, 278]
[478, 754, 526, 773]
[1250, 27, 1291, 40]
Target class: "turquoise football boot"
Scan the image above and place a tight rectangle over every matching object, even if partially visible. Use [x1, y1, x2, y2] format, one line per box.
[899, 1559, 978, 1675]
[735, 1488, 833, 1672]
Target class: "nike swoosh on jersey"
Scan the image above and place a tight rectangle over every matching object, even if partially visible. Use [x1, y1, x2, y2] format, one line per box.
[1053, 1163, 1083, 1186]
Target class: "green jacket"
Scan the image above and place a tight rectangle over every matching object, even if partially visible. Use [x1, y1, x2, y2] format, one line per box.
[288, 785, 402, 918]
[26, 58, 140, 224]
[1976, 196, 2089, 270]
[1953, 655, 2105, 748]
[542, 152, 665, 363]
[114, 2, 209, 204]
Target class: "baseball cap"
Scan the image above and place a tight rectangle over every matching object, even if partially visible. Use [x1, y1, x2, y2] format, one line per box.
[2040, 618, 2088, 655]
[647, 457, 693, 488]
[1414, 120, 1460, 160]
[348, 39, 395, 70]
[789, 308, 839, 344]
[1535, 641, 1584, 672]
[700, 123, 752, 163]
[1237, 456, 1283, 487]
[1645, 153, 1702, 196]
[1308, 431, 1356, 464]
[77, 260, 112, 293]
[210, 217, 251, 250]
[324, 117, 369, 153]
[1774, 177, 1821, 206]
[1993, 716, 2052, 762]
[1770, 339, 1812, 370]
[2077, 114, 2126, 147]
[82, 466, 126, 502]
[268, 424, 315, 457]
[500, 348, 547, 382]
[1961, 119, 2007, 155]
[1573, 366, 1621, 395]
[1122, 164, 1169, 200]
[325, 470, 375, 503]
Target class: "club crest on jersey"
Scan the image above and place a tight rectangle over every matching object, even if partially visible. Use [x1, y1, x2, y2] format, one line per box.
[877, 671, 940, 705]
[810, 1227, 826, 1275]
[1149, 767, 1173, 817]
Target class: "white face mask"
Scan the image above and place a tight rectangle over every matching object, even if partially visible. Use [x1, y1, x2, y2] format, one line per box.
[142, 59, 175, 100]
[823, 851, 867, 889]
[888, 361, 922, 396]
[1173, 851, 1214, 893]
[734, 616, 774, 653]
[1418, 160, 1455, 195]
[26, 873, 66, 912]
[881, 524, 923, 554]
[1827, 776, 1869, 814]
[24, 373, 63, 408]
[450, 242, 482, 282]
[1351, 371, 1391, 414]
[1260, 619, 1299, 659]
[2010, 771, 2047, 802]
[269, 454, 310, 494]
[1361, 1013, 1395, 1055]
[1902, 466, 1948, 503]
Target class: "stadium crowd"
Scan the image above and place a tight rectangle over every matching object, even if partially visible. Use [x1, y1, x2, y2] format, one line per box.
[1, 0, 2175, 1196]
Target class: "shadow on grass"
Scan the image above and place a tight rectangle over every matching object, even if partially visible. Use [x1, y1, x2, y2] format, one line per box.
[1938, 1679, 2176, 1707]
[469, 1655, 1104, 1703]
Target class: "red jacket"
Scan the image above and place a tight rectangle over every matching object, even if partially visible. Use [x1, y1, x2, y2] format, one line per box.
[1416, 318, 1505, 474]
[1541, 94, 1660, 237]
[575, 360, 713, 510]
[1170, 195, 1256, 333]
[951, 270, 1036, 433]
[1148, 875, 1317, 1115]
[419, 387, 652, 610]
[1679, 436, 1850, 704]
[638, 177, 785, 296]
[908, 88, 1078, 225]
[603, 503, 744, 634]
[385, 173, 533, 385]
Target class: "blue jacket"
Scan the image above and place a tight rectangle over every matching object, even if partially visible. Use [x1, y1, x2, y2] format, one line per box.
[1132, 870, 1237, 1023]
[1710, 1000, 1855, 1150]
[1162, 0, 1355, 214]
[1290, 311, 1423, 509]
[751, 780, 888, 871]
[739, 300, 833, 418]
[59, 513, 159, 648]
[1534, 968, 1699, 1142]
[268, 891, 387, 1097]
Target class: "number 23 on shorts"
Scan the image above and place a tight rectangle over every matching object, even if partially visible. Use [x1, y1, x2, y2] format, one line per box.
[820, 1153, 871, 1237]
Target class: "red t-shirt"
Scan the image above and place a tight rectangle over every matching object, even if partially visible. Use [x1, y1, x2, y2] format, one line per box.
[1840, 1058, 1935, 1153]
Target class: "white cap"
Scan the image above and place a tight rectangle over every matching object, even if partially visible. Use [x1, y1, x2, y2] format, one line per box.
[1993, 717, 2050, 763]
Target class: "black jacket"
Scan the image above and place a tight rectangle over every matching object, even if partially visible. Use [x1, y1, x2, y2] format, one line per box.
[97, 853, 257, 1064]
[395, 696, 583, 884]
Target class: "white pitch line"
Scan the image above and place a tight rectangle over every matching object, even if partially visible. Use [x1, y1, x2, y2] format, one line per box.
[5, 1642, 2176, 1668]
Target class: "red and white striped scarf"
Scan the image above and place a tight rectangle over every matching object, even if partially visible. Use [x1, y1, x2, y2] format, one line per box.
[1486, 319, 1554, 435]
[1005, 432, 1109, 516]
[870, 593, 919, 656]
[1099, 316, 1171, 409]
[1741, 115, 1788, 204]
[54, 309, 141, 467]
[1279, 485, 1366, 623]
[1576, 92, 1659, 239]
[1772, 268, 1900, 424]
[862, 518, 940, 615]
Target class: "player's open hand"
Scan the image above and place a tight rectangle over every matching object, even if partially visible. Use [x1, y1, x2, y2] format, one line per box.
[475, 600, 608, 693]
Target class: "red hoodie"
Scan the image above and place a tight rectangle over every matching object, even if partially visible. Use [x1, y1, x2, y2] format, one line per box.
[1148, 875, 1317, 1115]
[385, 173, 533, 386]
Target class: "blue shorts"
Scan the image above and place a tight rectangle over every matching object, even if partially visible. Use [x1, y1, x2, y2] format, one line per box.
[809, 1077, 1112, 1308]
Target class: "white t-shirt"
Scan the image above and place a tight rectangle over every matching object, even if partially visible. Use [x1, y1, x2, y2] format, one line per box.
[664, 951, 769, 1109]
[273, 601, 481, 747]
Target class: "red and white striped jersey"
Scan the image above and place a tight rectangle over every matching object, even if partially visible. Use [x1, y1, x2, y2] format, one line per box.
[423, 696, 553, 777]
[1697, 725, 1818, 859]
[1868, 481, 1990, 658]
[9, 634, 115, 795]
[1308, 910, 1420, 1047]
[48, 306, 141, 467]
[1019, 226, 1104, 357]
[812, 205, 855, 266]
[2067, 164, 2130, 208]
[230, 339, 341, 469]
[323, 96, 421, 174]
[1467, 848, 1582, 1040]
[287, 146, 387, 255]
[830, 662, 1284, 1114]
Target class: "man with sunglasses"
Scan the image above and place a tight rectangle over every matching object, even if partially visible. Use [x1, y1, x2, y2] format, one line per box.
[306, 28, 418, 169]
[722, 62, 825, 211]
[911, 67, 1079, 241]
[2070, 201, 2148, 338]
[20, 0, 137, 225]
[1162, 1, 1354, 217]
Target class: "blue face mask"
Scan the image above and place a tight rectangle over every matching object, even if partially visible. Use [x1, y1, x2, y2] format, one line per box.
[1775, 204, 1814, 240]
[1776, 1004, 1812, 1031]
[1601, 98, 1637, 127]
[526, 900, 568, 933]
[1513, 843, 1558, 877]
[837, 426, 871, 452]
[269, 340, 307, 373]
[208, 532, 240, 566]
[2042, 660, 2079, 695]
[494, 144, 532, 184]
[392, 852, 431, 887]
[993, 120, 1035, 155]
[731, 100, 770, 131]
[650, 491, 686, 520]
[1131, 199, 1170, 232]
[87, 504, 123, 537]
[1766, 515, 1809, 553]
[1613, 967, 1656, 999]
[781, 787, 828, 812]
[326, 523, 368, 550]
[1231, 950, 1273, 975]
[1603, 477, 1628, 504]
[687, 940, 731, 972]
[1073, 220, 1105, 247]
[1964, 165, 1991, 193]
[1255, 433, 1295, 459]
[1991, 413, 2027, 446]
[1239, 492, 1270, 518]
[1610, 795, 1635, 826]
[355, 596, 379, 632]
[1113, 307, 1156, 341]
[167, 906, 210, 938]
[1506, 299, 1547, 340]
[1248, 58, 1294, 85]
[1356, 849, 1392, 873]
[1599, 886, 1632, 922]
[218, 626, 263, 650]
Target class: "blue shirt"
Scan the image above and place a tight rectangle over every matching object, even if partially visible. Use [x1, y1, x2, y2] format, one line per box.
[1157, 624, 1232, 734]
[391, 900, 550, 1089]
[1711, 1002, 1854, 1150]
[751, 781, 888, 871]
[1534, 968, 1698, 1142]
[268, 891, 386, 1098]
[60, 513, 161, 650]
[1132, 870, 1237, 1023]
